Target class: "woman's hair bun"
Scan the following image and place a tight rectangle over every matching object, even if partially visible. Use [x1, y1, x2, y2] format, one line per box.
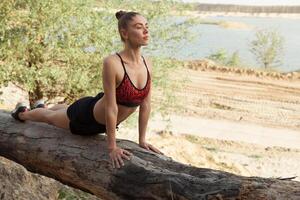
[115, 10, 127, 20]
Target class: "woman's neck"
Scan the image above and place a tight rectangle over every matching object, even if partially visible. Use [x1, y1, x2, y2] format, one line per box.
[121, 44, 142, 64]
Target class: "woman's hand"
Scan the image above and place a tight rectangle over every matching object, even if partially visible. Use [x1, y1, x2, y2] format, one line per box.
[109, 147, 132, 169]
[139, 142, 164, 155]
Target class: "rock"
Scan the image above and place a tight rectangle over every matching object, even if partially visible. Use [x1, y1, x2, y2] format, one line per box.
[0, 156, 59, 200]
[0, 156, 102, 200]
[0, 83, 29, 109]
[286, 73, 293, 79]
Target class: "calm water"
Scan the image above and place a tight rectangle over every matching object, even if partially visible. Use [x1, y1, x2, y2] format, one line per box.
[149, 16, 300, 72]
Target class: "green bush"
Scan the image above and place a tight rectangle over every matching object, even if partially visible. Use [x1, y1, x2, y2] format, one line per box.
[250, 29, 284, 69]
[0, 0, 192, 117]
[207, 49, 241, 67]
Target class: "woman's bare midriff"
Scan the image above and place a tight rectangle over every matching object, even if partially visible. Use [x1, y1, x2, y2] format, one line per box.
[93, 94, 138, 125]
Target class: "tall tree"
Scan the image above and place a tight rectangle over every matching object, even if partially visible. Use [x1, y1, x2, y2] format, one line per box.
[0, 0, 191, 107]
[0, 0, 117, 105]
[250, 29, 284, 69]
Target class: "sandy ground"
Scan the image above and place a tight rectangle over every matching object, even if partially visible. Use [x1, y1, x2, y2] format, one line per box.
[118, 65, 300, 182]
[170, 67, 300, 132]
[149, 115, 300, 149]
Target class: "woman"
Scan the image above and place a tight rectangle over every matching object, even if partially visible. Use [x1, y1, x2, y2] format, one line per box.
[11, 10, 163, 169]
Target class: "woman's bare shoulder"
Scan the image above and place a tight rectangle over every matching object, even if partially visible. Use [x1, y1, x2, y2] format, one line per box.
[102, 54, 123, 74]
[103, 54, 120, 66]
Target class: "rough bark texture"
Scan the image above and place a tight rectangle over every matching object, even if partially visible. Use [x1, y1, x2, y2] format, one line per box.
[0, 111, 299, 200]
[0, 156, 102, 200]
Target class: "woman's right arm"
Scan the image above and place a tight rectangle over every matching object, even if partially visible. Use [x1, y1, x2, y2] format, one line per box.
[102, 57, 118, 150]
[102, 56, 132, 168]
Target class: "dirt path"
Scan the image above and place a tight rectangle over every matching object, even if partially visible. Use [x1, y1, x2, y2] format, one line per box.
[148, 114, 300, 150]
[148, 67, 300, 149]
[165, 67, 300, 132]
[145, 133, 300, 182]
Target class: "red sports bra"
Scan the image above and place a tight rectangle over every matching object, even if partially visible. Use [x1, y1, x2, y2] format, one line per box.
[115, 53, 151, 107]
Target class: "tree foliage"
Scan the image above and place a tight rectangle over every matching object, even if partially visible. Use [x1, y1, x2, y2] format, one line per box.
[0, 0, 190, 107]
[1, 0, 116, 104]
[250, 29, 284, 69]
[207, 49, 241, 67]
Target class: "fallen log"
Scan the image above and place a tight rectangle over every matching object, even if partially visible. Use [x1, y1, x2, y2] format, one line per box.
[0, 111, 299, 200]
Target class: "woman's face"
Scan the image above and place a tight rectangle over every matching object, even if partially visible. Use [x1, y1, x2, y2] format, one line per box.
[122, 15, 149, 46]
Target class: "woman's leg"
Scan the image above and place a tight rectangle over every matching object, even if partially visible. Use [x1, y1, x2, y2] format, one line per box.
[48, 104, 68, 111]
[18, 108, 70, 130]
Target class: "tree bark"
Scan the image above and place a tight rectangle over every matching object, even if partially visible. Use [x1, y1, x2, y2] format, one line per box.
[0, 111, 299, 200]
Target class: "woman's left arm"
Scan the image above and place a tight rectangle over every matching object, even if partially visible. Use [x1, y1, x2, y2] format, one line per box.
[138, 85, 151, 145]
[138, 57, 163, 154]
[139, 87, 163, 154]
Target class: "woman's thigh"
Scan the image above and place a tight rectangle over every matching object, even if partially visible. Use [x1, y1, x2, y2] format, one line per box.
[48, 104, 68, 111]
[47, 108, 70, 130]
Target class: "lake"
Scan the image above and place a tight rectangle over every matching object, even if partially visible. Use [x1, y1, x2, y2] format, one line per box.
[148, 15, 300, 72]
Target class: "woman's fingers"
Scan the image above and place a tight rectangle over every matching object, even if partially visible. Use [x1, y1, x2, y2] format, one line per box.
[111, 158, 115, 168]
[110, 149, 133, 168]
[121, 150, 131, 161]
[115, 157, 121, 168]
[140, 143, 150, 150]
[117, 154, 124, 166]
[149, 145, 159, 153]
[121, 153, 130, 160]
[149, 145, 164, 154]
[123, 150, 133, 157]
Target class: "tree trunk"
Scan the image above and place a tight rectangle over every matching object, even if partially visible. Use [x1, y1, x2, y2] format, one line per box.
[0, 111, 299, 200]
[29, 80, 43, 107]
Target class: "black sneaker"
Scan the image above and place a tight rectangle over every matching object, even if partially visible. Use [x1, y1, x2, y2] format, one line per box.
[31, 99, 46, 110]
[11, 103, 29, 122]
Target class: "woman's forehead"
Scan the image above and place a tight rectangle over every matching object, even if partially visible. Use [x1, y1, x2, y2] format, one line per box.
[130, 15, 148, 25]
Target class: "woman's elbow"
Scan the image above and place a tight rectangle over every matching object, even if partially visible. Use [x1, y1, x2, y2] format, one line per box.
[105, 104, 118, 116]
[140, 103, 151, 112]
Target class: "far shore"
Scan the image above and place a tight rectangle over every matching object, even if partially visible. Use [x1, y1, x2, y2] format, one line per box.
[175, 10, 300, 19]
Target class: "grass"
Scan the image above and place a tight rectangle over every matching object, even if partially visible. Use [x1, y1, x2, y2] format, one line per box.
[58, 188, 78, 200]
[204, 147, 218, 152]
[58, 188, 92, 200]
[248, 154, 263, 159]
[210, 102, 234, 110]
[184, 134, 200, 143]
[184, 135, 219, 152]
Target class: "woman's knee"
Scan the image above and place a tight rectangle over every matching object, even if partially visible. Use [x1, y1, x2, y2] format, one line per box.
[46, 109, 70, 129]
[43, 111, 57, 124]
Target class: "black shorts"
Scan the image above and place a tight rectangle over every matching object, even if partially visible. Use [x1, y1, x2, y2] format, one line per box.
[67, 92, 107, 135]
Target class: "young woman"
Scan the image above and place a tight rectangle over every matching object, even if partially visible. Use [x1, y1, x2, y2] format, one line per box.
[11, 10, 163, 169]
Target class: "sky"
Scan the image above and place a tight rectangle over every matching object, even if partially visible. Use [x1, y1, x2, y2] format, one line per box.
[181, 0, 300, 5]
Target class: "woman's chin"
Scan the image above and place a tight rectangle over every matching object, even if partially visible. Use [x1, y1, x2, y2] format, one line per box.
[141, 41, 149, 46]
